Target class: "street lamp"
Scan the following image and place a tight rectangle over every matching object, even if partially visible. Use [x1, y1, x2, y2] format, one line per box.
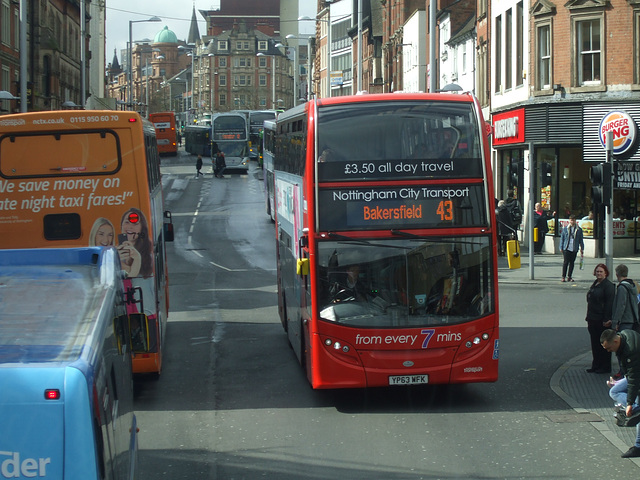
[286, 34, 313, 100]
[178, 44, 196, 123]
[257, 52, 276, 110]
[299, 15, 331, 99]
[128, 16, 161, 109]
[175, 76, 189, 124]
[276, 43, 297, 107]
[208, 53, 216, 113]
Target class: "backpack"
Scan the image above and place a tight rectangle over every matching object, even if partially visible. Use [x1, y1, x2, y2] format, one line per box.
[507, 200, 522, 226]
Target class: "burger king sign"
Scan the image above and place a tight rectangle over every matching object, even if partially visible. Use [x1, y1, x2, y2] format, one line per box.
[599, 111, 637, 155]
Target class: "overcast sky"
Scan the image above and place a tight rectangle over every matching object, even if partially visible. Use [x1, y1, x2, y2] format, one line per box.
[105, 1, 217, 63]
[105, 1, 316, 65]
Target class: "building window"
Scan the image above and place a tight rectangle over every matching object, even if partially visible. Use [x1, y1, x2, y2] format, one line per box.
[236, 41, 243, 50]
[259, 57, 267, 68]
[536, 23, 551, 90]
[516, 2, 523, 87]
[495, 14, 502, 93]
[259, 97, 267, 107]
[258, 41, 268, 51]
[575, 18, 601, 85]
[218, 40, 228, 51]
[506, 8, 512, 90]
[1, 0, 10, 46]
[219, 74, 226, 86]
[479, 0, 487, 18]
[259, 74, 267, 86]
[219, 57, 227, 67]
[219, 93, 226, 106]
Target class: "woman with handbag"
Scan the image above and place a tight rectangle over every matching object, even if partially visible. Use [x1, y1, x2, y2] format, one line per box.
[586, 263, 615, 373]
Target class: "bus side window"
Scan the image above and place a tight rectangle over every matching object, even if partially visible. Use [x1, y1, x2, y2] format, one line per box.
[163, 210, 174, 242]
[129, 313, 150, 352]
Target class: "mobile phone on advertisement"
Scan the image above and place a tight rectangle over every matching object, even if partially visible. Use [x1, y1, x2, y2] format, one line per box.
[118, 233, 128, 245]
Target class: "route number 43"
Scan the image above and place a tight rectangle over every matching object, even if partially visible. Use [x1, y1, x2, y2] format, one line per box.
[436, 200, 453, 221]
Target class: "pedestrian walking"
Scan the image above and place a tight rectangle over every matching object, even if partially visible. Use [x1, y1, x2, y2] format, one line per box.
[585, 263, 614, 373]
[601, 329, 640, 457]
[496, 200, 514, 256]
[559, 214, 584, 282]
[196, 155, 203, 177]
[214, 151, 226, 178]
[611, 264, 640, 332]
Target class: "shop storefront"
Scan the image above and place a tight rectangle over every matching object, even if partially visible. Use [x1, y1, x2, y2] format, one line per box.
[493, 101, 640, 256]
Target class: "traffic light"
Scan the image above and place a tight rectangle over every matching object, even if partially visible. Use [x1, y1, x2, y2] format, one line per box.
[590, 163, 612, 205]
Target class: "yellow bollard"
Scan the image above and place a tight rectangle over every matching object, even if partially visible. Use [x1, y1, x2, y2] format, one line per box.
[533, 227, 539, 242]
[506, 239, 521, 269]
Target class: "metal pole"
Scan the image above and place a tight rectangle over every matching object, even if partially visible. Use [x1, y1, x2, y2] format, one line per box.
[293, 48, 298, 106]
[80, 0, 86, 107]
[145, 57, 149, 118]
[605, 131, 614, 273]
[272, 55, 276, 110]
[429, 0, 437, 92]
[327, 10, 331, 98]
[357, 0, 362, 91]
[128, 22, 133, 109]
[528, 143, 535, 280]
[19, 0, 27, 112]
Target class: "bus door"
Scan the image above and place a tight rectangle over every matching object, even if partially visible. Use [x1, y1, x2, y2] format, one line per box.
[125, 285, 151, 353]
[297, 228, 311, 314]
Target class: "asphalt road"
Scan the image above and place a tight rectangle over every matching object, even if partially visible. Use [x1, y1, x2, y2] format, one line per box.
[132, 154, 640, 479]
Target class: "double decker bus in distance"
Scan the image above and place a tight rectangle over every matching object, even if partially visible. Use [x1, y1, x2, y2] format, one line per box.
[0, 247, 138, 479]
[149, 111, 177, 155]
[0, 110, 174, 376]
[262, 119, 276, 221]
[274, 93, 499, 389]
[248, 110, 277, 159]
[212, 112, 249, 172]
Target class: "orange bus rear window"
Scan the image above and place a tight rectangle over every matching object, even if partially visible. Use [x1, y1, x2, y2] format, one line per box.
[0, 130, 121, 178]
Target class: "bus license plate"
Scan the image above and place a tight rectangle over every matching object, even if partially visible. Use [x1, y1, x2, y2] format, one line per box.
[389, 374, 428, 385]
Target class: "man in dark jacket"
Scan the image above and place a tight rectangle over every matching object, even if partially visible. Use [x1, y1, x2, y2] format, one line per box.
[601, 329, 640, 457]
[612, 264, 639, 332]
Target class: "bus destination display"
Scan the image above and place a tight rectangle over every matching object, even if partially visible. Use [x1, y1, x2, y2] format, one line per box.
[317, 158, 484, 182]
[317, 183, 487, 231]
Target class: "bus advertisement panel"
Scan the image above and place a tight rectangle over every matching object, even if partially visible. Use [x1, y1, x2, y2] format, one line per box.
[212, 113, 249, 172]
[0, 247, 138, 479]
[0, 111, 174, 376]
[149, 111, 177, 155]
[274, 93, 499, 389]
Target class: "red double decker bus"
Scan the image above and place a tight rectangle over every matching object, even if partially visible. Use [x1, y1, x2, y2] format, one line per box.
[274, 92, 499, 389]
[149, 111, 177, 156]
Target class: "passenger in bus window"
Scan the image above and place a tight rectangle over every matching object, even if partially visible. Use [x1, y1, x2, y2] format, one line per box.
[118, 208, 153, 278]
[89, 217, 115, 247]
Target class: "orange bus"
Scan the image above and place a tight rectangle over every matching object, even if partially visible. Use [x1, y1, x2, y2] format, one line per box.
[149, 111, 178, 155]
[274, 92, 499, 389]
[0, 110, 174, 376]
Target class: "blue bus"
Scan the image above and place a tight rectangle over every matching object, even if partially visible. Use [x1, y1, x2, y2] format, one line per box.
[0, 247, 138, 479]
[212, 113, 250, 173]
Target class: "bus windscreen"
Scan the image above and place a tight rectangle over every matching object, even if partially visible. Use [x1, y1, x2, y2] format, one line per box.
[316, 101, 483, 181]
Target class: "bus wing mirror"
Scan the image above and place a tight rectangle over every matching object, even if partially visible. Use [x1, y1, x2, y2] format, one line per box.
[297, 258, 309, 276]
[128, 313, 150, 352]
[163, 210, 174, 242]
